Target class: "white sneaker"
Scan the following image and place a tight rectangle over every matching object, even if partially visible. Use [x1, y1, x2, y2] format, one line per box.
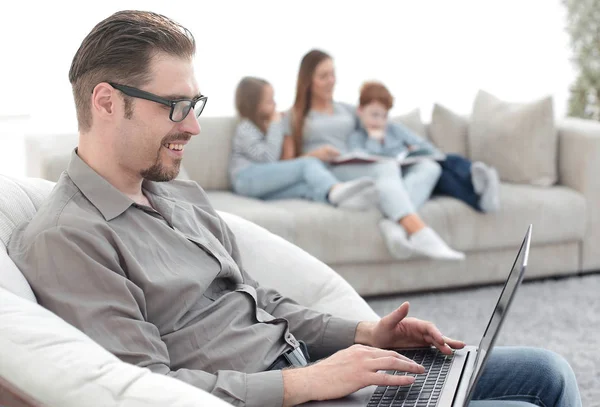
[338, 185, 379, 211]
[329, 177, 375, 209]
[409, 227, 465, 260]
[379, 219, 414, 259]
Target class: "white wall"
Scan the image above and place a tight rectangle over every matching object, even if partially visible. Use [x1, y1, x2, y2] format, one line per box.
[0, 0, 575, 176]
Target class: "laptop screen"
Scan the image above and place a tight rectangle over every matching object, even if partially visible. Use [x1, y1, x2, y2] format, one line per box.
[464, 225, 532, 402]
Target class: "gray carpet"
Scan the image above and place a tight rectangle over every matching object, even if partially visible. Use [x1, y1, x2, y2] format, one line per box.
[366, 274, 600, 406]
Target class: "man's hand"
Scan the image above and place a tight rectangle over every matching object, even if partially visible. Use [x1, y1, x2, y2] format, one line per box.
[282, 345, 425, 406]
[306, 145, 341, 162]
[355, 302, 465, 355]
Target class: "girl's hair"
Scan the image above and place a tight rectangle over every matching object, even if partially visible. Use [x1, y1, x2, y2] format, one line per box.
[359, 81, 394, 109]
[291, 49, 332, 156]
[235, 76, 270, 133]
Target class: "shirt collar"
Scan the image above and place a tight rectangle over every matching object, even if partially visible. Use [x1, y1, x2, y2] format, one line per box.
[67, 149, 137, 221]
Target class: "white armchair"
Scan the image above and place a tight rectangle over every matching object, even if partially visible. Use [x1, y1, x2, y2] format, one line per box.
[0, 175, 378, 406]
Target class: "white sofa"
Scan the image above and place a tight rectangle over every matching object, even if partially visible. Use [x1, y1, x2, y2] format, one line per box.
[0, 175, 378, 406]
[25, 115, 600, 296]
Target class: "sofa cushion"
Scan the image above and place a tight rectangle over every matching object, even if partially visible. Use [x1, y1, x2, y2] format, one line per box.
[182, 116, 238, 190]
[0, 175, 55, 246]
[392, 108, 428, 138]
[218, 211, 379, 321]
[207, 191, 296, 242]
[0, 176, 56, 302]
[429, 103, 469, 156]
[441, 183, 586, 251]
[468, 90, 558, 186]
[0, 286, 231, 407]
[265, 198, 451, 265]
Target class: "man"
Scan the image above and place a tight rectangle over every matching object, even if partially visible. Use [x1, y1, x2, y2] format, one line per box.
[8, 10, 580, 407]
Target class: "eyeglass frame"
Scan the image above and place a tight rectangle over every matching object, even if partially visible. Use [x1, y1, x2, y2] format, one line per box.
[107, 82, 207, 122]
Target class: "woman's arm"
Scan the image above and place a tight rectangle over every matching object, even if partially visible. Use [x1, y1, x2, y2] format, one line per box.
[280, 135, 296, 160]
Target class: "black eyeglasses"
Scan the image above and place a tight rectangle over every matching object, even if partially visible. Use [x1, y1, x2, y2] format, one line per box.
[108, 83, 207, 122]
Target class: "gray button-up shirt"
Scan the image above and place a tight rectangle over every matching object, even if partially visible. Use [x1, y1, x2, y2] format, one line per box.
[8, 150, 360, 407]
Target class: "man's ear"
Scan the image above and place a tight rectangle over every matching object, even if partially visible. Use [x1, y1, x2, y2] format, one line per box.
[91, 83, 117, 122]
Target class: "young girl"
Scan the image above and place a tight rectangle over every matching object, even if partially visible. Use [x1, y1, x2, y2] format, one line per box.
[229, 77, 378, 210]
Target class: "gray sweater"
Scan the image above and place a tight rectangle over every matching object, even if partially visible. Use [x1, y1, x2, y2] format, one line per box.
[228, 118, 285, 180]
[283, 102, 358, 154]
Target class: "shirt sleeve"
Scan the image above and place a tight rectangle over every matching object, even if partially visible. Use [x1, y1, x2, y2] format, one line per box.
[254, 284, 360, 360]
[233, 119, 285, 163]
[392, 122, 443, 156]
[8, 224, 286, 407]
[213, 215, 360, 360]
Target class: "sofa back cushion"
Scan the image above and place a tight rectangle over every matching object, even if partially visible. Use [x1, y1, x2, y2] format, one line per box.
[182, 116, 238, 190]
[468, 90, 558, 186]
[429, 103, 469, 156]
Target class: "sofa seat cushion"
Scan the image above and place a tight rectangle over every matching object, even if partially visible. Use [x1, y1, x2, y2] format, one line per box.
[207, 191, 295, 242]
[264, 198, 449, 265]
[441, 183, 586, 251]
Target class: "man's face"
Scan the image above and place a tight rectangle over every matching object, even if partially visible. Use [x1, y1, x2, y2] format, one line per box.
[358, 101, 389, 133]
[115, 53, 201, 182]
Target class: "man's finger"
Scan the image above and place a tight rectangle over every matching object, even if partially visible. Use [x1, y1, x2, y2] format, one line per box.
[419, 322, 445, 346]
[362, 347, 421, 364]
[369, 372, 416, 387]
[443, 336, 466, 349]
[381, 302, 410, 330]
[424, 334, 453, 355]
[368, 356, 426, 375]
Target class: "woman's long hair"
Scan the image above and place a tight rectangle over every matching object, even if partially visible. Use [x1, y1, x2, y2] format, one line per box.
[235, 76, 270, 133]
[291, 50, 332, 156]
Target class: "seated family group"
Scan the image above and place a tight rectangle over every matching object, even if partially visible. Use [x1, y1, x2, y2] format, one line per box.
[229, 50, 501, 261]
[7, 10, 581, 407]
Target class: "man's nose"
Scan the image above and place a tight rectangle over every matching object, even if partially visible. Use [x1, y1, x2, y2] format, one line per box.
[179, 109, 201, 136]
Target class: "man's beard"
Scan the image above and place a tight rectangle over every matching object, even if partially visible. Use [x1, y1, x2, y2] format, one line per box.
[140, 133, 189, 182]
[141, 157, 181, 182]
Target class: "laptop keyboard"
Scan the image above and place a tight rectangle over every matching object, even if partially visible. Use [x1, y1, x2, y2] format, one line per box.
[367, 348, 454, 407]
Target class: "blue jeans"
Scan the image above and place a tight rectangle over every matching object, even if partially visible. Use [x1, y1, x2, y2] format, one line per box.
[470, 347, 581, 407]
[434, 154, 482, 212]
[330, 160, 441, 221]
[232, 157, 337, 202]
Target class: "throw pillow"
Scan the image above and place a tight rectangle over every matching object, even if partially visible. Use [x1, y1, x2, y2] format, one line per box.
[430, 103, 469, 156]
[468, 90, 557, 186]
[392, 108, 427, 138]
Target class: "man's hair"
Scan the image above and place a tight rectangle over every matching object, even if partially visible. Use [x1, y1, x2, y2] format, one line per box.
[359, 81, 394, 110]
[235, 76, 270, 133]
[69, 10, 196, 132]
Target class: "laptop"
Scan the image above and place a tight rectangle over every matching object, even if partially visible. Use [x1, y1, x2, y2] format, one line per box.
[302, 224, 532, 407]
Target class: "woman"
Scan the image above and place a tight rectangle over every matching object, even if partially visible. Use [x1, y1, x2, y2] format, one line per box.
[284, 50, 464, 260]
[229, 76, 378, 210]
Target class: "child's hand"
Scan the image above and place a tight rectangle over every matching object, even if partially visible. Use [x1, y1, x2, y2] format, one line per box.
[270, 111, 282, 123]
[308, 145, 341, 162]
[367, 128, 385, 141]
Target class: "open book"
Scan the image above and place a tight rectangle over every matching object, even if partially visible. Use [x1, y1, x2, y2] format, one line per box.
[331, 148, 446, 166]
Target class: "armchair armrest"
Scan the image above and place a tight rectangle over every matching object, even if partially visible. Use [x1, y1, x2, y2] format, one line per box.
[557, 117, 600, 270]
